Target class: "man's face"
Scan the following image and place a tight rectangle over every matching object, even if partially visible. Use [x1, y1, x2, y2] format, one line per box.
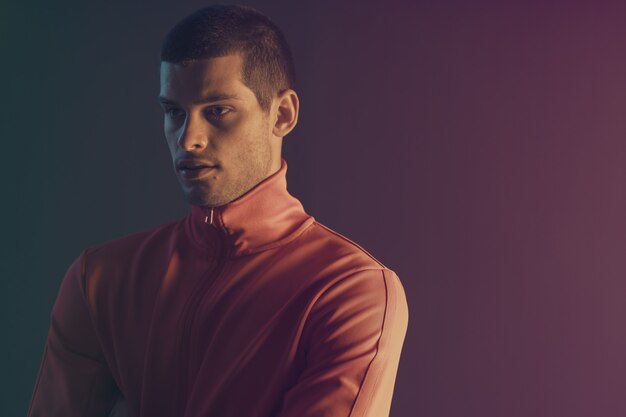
[159, 54, 276, 207]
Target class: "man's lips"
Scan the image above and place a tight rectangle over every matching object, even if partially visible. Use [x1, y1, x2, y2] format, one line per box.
[176, 159, 218, 180]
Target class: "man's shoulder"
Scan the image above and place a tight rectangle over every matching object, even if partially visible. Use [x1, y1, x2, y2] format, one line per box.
[296, 219, 390, 272]
[293, 220, 407, 320]
[82, 217, 183, 264]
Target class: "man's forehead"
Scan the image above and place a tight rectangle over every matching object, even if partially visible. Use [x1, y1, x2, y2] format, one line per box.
[159, 55, 248, 100]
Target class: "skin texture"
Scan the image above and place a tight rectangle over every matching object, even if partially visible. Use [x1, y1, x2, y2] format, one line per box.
[159, 53, 299, 207]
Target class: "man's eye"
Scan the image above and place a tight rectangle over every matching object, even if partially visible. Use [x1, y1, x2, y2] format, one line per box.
[206, 106, 231, 118]
[165, 108, 184, 118]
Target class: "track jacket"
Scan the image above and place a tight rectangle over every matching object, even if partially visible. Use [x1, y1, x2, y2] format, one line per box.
[28, 158, 409, 417]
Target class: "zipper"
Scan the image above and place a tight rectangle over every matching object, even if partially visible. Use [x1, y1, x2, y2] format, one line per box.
[177, 205, 229, 415]
[204, 207, 214, 225]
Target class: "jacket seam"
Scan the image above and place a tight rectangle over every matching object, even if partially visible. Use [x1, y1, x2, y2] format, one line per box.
[347, 269, 391, 417]
[26, 342, 49, 416]
[299, 268, 391, 413]
[312, 221, 389, 269]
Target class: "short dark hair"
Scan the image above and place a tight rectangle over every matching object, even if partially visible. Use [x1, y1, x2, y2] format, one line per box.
[160, 4, 296, 112]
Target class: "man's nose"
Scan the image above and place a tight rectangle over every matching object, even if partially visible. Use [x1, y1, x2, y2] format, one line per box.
[177, 113, 209, 151]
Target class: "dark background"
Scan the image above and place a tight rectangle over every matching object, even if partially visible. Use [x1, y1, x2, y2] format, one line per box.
[3, 0, 626, 416]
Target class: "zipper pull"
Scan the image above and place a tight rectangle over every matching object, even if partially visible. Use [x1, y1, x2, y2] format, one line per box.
[204, 207, 215, 225]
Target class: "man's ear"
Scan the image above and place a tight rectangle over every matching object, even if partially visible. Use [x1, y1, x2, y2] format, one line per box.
[272, 89, 299, 138]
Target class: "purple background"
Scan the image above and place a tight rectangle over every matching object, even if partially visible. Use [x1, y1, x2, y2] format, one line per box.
[3, 1, 626, 416]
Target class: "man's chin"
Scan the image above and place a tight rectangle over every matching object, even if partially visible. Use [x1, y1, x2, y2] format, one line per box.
[185, 193, 218, 208]
[182, 187, 225, 208]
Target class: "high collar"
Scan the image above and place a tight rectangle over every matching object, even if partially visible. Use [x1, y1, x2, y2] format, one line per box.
[186, 159, 314, 258]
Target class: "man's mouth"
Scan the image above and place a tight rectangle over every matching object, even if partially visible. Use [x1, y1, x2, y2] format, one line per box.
[177, 160, 218, 180]
[179, 165, 213, 171]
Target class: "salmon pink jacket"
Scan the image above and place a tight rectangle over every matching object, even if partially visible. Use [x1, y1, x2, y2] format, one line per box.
[28, 159, 409, 417]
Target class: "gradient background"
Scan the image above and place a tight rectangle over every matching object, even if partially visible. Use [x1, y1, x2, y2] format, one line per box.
[2, 1, 626, 416]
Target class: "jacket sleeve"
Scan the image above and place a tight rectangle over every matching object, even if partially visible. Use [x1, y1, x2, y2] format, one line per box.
[27, 251, 118, 417]
[277, 268, 409, 417]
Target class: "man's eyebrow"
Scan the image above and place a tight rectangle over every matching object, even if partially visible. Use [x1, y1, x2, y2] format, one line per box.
[158, 94, 243, 105]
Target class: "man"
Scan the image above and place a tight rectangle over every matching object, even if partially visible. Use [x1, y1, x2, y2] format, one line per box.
[27, 5, 408, 417]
